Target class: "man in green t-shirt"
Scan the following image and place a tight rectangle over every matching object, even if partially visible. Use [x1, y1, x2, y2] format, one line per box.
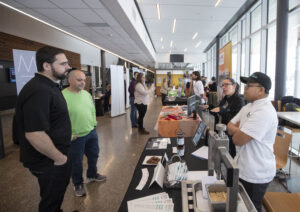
[62, 70, 106, 197]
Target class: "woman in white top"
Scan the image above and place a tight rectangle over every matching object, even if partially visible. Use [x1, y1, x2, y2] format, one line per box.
[160, 78, 168, 105]
[191, 71, 205, 102]
[134, 73, 155, 134]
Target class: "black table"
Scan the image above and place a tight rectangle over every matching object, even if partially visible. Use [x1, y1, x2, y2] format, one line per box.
[118, 137, 208, 212]
[163, 97, 187, 106]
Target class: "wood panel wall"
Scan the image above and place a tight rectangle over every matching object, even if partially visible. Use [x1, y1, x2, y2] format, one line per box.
[0, 32, 81, 68]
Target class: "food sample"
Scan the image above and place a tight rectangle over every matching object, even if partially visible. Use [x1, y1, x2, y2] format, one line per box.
[146, 156, 161, 165]
[209, 192, 227, 202]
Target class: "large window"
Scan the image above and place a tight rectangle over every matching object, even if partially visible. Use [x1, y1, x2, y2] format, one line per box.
[286, 9, 300, 97]
[204, 0, 300, 99]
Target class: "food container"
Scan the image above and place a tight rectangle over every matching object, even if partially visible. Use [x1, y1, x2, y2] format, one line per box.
[206, 184, 227, 211]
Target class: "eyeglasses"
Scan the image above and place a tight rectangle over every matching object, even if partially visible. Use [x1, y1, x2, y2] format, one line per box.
[245, 84, 263, 89]
[221, 83, 233, 87]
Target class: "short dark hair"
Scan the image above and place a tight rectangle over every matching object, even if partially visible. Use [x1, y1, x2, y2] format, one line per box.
[211, 76, 216, 81]
[36, 46, 65, 72]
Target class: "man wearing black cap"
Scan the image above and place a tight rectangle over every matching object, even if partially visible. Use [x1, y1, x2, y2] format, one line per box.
[227, 72, 278, 212]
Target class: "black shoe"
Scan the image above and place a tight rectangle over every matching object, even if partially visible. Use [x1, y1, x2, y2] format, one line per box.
[139, 128, 150, 135]
[132, 125, 138, 128]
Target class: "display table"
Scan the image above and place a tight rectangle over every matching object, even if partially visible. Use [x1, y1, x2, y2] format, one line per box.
[157, 106, 201, 137]
[277, 112, 300, 126]
[118, 137, 207, 212]
[163, 96, 187, 106]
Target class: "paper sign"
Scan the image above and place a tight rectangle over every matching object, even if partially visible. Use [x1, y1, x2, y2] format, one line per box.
[149, 162, 165, 188]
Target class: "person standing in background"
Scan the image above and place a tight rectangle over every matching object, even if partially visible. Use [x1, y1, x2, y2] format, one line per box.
[128, 72, 138, 128]
[160, 77, 168, 105]
[134, 73, 155, 134]
[62, 70, 106, 197]
[16, 46, 72, 212]
[184, 82, 191, 97]
[210, 78, 244, 157]
[190, 71, 205, 103]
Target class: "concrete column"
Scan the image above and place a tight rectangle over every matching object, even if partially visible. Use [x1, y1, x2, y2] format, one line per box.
[215, 36, 220, 85]
[274, 0, 289, 103]
[101, 50, 106, 93]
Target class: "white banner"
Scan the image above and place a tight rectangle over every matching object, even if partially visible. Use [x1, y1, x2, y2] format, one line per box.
[125, 68, 130, 109]
[13, 49, 37, 94]
[110, 65, 125, 117]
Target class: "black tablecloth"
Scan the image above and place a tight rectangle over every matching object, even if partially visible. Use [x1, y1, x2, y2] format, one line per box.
[163, 97, 187, 106]
[118, 137, 208, 212]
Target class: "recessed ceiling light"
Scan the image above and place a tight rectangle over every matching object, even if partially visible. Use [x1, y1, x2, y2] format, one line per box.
[192, 32, 198, 40]
[195, 41, 202, 48]
[160, 37, 163, 42]
[170, 40, 173, 47]
[172, 19, 176, 33]
[156, 4, 161, 20]
[184, 48, 187, 52]
[161, 46, 164, 49]
[215, 0, 223, 7]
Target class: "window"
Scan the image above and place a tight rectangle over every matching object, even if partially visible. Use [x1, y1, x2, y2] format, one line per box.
[251, 4, 262, 33]
[229, 26, 238, 45]
[266, 24, 276, 100]
[250, 32, 261, 74]
[232, 46, 238, 82]
[242, 19, 247, 39]
[268, 0, 277, 23]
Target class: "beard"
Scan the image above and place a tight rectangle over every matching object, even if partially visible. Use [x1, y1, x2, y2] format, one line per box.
[51, 66, 67, 80]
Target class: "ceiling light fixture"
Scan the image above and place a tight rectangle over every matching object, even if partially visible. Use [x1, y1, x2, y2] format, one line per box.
[170, 40, 173, 47]
[192, 32, 198, 40]
[215, 0, 223, 7]
[184, 48, 187, 52]
[195, 41, 202, 48]
[172, 19, 176, 33]
[157, 4, 161, 20]
[162, 46, 164, 49]
[0, 2, 154, 73]
[160, 37, 163, 42]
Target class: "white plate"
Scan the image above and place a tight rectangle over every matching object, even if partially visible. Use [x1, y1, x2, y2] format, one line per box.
[142, 155, 162, 166]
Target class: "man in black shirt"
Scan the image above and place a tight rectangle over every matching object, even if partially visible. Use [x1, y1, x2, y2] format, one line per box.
[16, 46, 72, 212]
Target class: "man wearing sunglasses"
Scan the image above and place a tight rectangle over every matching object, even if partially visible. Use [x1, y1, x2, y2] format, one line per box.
[227, 72, 278, 212]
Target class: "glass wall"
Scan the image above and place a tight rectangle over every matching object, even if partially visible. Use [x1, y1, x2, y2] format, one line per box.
[205, 0, 300, 100]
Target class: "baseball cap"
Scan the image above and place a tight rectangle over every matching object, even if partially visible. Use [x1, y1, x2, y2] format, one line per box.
[240, 72, 271, 94]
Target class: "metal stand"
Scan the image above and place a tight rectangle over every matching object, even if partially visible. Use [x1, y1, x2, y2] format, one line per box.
[208, 123, 229, 177]
[216, 147, 240, 212]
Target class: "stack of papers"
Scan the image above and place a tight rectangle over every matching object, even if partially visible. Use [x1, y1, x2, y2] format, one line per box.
[127, 192, 174, 212]
[146, 138, 171, 150]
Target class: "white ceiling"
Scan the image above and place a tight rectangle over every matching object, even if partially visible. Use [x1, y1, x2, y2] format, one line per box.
[1, 0, 247, 67]
[138, 0, 247, 54]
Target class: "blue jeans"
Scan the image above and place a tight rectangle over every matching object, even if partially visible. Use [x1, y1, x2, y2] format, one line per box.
[69, 129, 99, 186]
[130, 97, 137, 127]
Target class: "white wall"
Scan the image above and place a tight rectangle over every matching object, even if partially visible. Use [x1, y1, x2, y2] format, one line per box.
[0, 5, 101, 66]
